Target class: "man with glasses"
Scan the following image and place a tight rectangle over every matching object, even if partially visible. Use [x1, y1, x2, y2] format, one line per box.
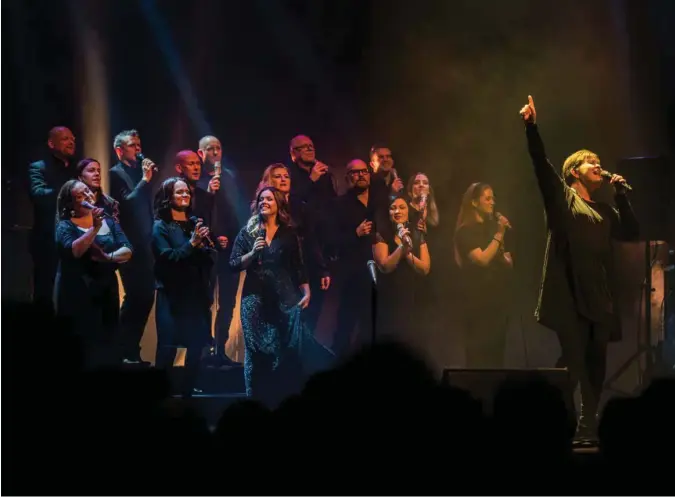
[286, 134, 337, 332]
[328, 159, 381, 359]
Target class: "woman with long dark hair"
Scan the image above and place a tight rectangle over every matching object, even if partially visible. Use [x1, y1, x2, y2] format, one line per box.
[55, 179, 133, 369]
[151, 177, 218, 395]
[454, 182, 513, 368]
[76, 158, 119, 221]
[372, 194, 431, 355]
[230, 186, 332, 405]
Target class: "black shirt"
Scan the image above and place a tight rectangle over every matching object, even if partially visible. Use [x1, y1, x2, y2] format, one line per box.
[108, 162, 154, 253]
[455, 221, 512, 309]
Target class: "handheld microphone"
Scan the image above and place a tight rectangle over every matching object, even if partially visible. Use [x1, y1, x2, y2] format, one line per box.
[419, 194, 428, 220]
[213, 161, 222, 177]
[189, 216, 215, 248]
[396, 222, 413, 248]
[81, 200, 113, 218]
[367, 260, 378, 285]
[599, 170, 633, 191]
[496, 212, 512, 229]
[136, 152, 158, 172]
[256, 227, 266, 264]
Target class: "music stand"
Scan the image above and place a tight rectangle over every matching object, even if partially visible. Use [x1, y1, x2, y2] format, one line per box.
[604, 156, 673, 394]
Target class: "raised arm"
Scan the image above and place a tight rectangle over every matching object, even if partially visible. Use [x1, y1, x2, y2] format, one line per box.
[372, 233, 407, 274]
[229, 228, 264, 272]
[109, 166, 152, 203]
[520, 95, 569, 230]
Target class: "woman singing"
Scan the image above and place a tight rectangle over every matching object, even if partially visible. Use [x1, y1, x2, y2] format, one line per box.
[76, 158, 120, 220]
[372, 195, 431, 354]
[55, 179, 133, 369]
[152, 177, 219, 395]
[230, 186, 331, 406]
[406, 172, 440, 232]
[454, 182, 513, 368]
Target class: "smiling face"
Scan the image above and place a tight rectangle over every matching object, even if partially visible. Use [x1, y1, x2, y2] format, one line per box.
[258, 189, 278, 218]
[389, 197, 409, 224]
[171, 180, 191, 211]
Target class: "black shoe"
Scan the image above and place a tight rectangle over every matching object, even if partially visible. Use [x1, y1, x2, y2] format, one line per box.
[122, 357, 151, 367]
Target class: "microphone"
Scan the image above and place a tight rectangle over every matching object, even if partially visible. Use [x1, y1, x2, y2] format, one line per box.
[81, 200, 113, 218]
[367, 260, 378, 285]
[189, 216, 215, 248]
[496, 212, 512, 229]
[213, 161, 222, 178]
[136, 152, 158, 172]
[396, 222, 413, 248]
[257, 227, 266, 264]
[419, 194, 428, 220]
[600, 170, 632, 191]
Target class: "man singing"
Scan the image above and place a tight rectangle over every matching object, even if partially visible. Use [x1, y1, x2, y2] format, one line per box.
[519, 95, 639, 444]
[286, 134, 335, 332]
[197, 135, 241, 367]
[27, 126, 77, 314]
[109, 129, 157, 365]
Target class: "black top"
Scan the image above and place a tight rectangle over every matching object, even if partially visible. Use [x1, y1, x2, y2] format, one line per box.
[28, 155, 76, 243]
[525, 123, 639, 340]
[230, 224, 308, 306]
[151, 218, 215, 306]
[109, 162, 154, 251]
[455, 220, 512, 310]
[373, 222, 427, 342]
[328, 188, 380, 272]
[54, 217, 132, 316]
[197, 168, 241, 259]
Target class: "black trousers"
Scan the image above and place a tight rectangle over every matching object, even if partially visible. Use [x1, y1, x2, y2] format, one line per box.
[556, 314, 610, 427]
[464, 305, 509, 369]
[302, 266, 327, 333]
[333, 271, 373, 360]
[117, 251, 155, 360]
[154, 289, 209, 393]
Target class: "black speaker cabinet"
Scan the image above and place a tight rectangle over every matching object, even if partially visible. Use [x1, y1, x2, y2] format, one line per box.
[441, 368, 575, 418]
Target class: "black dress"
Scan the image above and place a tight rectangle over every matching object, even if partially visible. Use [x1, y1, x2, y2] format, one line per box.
[55, 217, 132, 369]
[151, 219, 215, 370]
[455, 220, 513, 368]
[373, 223, 429, 355]
[230, 224, 334, 404]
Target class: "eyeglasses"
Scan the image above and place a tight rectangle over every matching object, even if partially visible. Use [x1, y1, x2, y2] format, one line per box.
[293, 144, 315, 151]
[348, 169, 370, 176]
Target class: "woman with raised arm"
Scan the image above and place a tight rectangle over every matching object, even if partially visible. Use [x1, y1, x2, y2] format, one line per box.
[55, 179, 133, 369]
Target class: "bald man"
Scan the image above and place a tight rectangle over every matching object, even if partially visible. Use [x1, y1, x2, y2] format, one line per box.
[286, 134, 337, 332]
[174, 149, 216, 226]
[328, 159, 382, 358]
[196, 135, 242, 366]
[27, 126, 77, 314]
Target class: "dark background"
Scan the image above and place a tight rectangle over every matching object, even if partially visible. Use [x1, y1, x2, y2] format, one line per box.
[3, 0, 674, 384]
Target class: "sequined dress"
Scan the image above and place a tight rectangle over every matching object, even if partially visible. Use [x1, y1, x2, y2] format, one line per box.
[230, 224, 334, 402]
